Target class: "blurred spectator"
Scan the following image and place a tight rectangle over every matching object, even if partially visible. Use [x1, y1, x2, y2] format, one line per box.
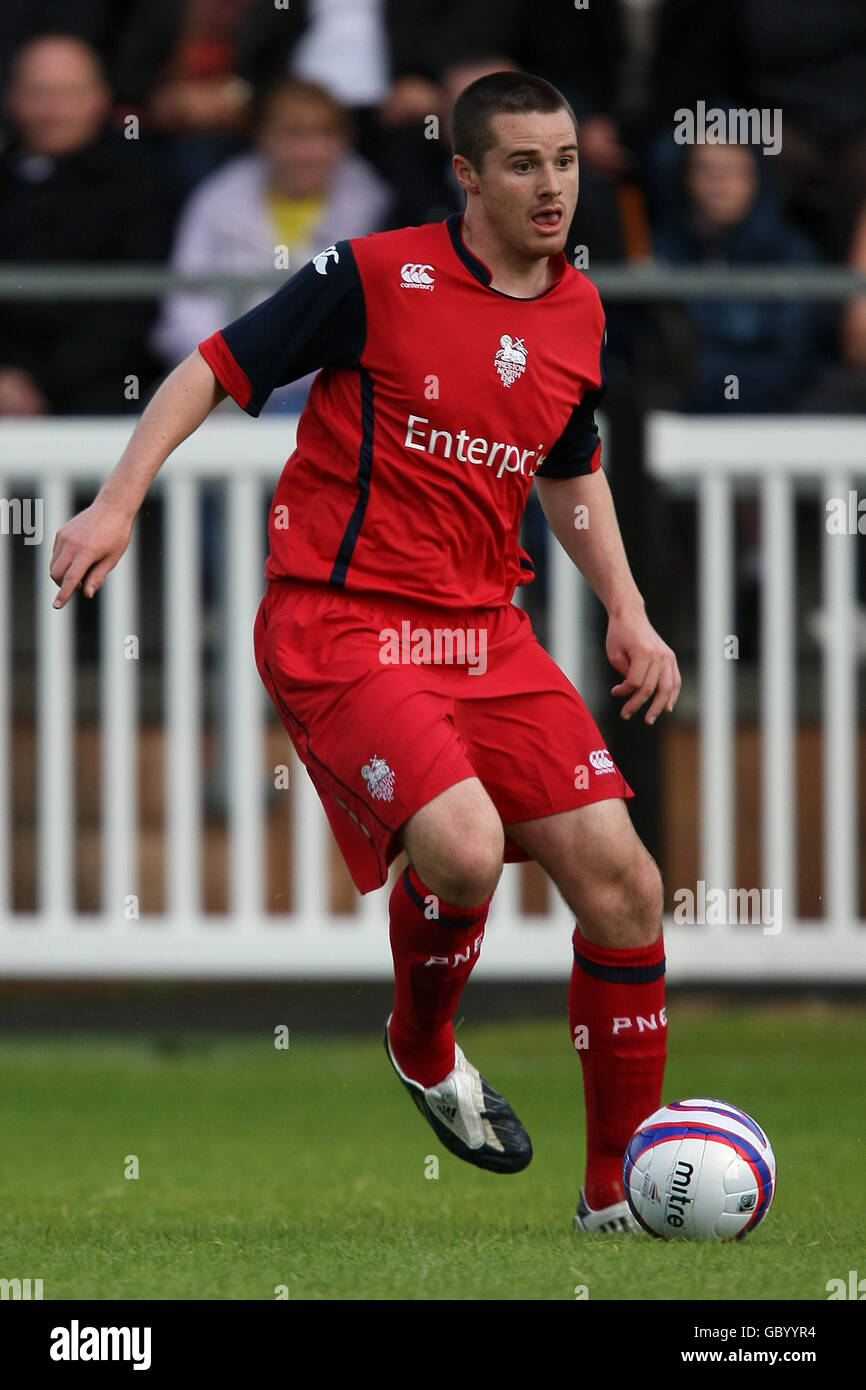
[0, 2, 106, 93]
[652, 140, 826, 660]
[154, 78, 390, 407]
[733, 0, 866, 263]
[637, 0, 866, 263]
[0, 34, 176, 416]
[804, 202, 866, 649]
[652, 143, 821, 413]
[103, 0, 261, 190]
[842, 206, 866, 372]
[236, 0, 390, 165]
[803, 202, 866, 412]
[379, 57, 519, 231]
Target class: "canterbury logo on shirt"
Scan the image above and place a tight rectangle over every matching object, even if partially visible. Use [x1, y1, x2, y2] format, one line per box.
[400, 262, 435, 289]
[403, 413, 548, 478]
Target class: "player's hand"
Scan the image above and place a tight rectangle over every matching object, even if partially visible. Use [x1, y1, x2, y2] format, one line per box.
[50, 500, 134, 609]
[605, 606, 681, 724]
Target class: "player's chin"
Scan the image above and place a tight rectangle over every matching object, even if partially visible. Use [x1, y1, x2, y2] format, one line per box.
[527, 215, 568, 254]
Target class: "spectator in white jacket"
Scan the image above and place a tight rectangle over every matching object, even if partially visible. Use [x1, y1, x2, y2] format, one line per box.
[153, 76, 392, 407]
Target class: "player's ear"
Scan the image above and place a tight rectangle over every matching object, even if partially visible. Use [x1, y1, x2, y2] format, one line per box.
[452, 153, 480, 195]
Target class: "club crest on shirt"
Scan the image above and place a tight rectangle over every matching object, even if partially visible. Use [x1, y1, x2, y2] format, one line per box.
[361, 753, 395, 802]
[494, 334, 527, 387]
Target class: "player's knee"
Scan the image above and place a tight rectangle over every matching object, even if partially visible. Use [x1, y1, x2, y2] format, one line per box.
[412, 822, 504, 907]
[427, 829, 503, 906]
[624, 853, 664, 941]
[440, 854, 502, 907]
[402, 780, 504, 907]
[580, 848, 662, 945]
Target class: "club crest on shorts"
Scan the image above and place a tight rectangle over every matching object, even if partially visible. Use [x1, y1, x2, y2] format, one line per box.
[494, 334, 527, 387]
[361, 753, 395, 802]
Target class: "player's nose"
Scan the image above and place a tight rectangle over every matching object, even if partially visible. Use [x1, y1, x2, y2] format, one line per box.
[537, 160, 562, 195]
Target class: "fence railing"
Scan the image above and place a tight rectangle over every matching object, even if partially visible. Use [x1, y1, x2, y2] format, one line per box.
[0, 415, 594, 978]
[2, 263, 865, 980]
[1, 262, 865, 313]
[646, 413, 865, 980]
[1, 411, 864, 980]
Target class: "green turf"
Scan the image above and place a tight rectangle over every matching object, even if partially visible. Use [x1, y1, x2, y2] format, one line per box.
[0, 1004, 863, 1300]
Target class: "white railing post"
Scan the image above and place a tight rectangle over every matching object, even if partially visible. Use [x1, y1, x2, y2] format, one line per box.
[36, 477, 75, 924]
[165, 473, 201, 919]
[100, 526, 138, 926]
[698, 472, 735, 906]
[0, 476, 9, 916]
[226, 474, 265, 921]
[821, 473, 857, 932]
[760, 474, 795, 930]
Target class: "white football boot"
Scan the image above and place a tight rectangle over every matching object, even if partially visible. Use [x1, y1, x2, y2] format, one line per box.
[574, 1186, 641, 1233]
[384, 1019, 532, 1173]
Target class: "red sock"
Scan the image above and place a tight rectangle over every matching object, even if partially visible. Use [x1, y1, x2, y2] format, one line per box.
[387, 864, 491, 1087]
[569, 924, 667, 1209]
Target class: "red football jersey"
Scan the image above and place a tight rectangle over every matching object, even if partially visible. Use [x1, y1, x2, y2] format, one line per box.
[199, 214, 606, 609]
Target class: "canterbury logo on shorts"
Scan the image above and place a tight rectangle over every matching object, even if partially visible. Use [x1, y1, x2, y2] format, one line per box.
[589, 748, 616, 773]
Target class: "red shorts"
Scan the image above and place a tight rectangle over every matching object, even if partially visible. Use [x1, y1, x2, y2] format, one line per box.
[254, 579, 634, 893]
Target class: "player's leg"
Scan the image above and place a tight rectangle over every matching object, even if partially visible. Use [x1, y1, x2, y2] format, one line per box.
[400, 775, 504, 907]
[505, 795, 662, 946]
[384, 776, 532, 1173]
[505, 797, 666, 1227]
[385, 776, 502, 1085]
[255, 581, 531, 1171]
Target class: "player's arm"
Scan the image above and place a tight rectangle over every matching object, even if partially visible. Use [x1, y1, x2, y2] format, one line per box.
[51, 239, 366, 609]
[534, 467, 681, 724]
[50, 350, 226, 608]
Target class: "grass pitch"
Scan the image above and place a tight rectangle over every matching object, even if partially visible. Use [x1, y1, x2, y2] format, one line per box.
[1, 1003, 863, 1301]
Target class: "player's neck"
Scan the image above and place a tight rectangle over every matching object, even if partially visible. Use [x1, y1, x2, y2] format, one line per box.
[461, 212, 555, 298]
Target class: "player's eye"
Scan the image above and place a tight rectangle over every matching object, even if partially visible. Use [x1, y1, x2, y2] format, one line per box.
[512, 161, 533, 173]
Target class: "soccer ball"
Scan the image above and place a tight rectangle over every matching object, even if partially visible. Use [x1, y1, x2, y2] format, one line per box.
[622, 1098, 776, 1240]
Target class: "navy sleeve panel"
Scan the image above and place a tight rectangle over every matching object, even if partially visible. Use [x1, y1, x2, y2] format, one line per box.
[218, 241, 366, 416]
[534, 384, 605, 478]
[535, 327, 607, 480]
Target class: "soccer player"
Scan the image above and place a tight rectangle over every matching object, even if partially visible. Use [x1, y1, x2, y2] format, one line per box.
[51, 73, 680, 1232]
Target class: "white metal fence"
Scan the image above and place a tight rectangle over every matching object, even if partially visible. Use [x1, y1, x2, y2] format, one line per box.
[646, 413, 865, 981]
[0, 413, 863, 980]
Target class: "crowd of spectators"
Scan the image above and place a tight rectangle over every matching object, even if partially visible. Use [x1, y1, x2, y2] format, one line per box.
[0, 0, 864, 419]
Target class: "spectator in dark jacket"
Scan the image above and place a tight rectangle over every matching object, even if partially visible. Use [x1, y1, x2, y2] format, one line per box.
[103, 0, 262, 190]
[639, 0, 866, 261]
[652, 141, 822, 412]
[0, 0, 106, 93]
[0, 34, 177, 415]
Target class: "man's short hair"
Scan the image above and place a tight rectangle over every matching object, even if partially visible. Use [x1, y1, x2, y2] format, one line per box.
[450, 71, 578, 171]
[8, 32, 108, 88]
[254, 76, 349, 139]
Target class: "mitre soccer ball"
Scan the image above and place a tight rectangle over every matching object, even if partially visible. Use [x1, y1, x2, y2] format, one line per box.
[622, 1098, 776, 1240]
